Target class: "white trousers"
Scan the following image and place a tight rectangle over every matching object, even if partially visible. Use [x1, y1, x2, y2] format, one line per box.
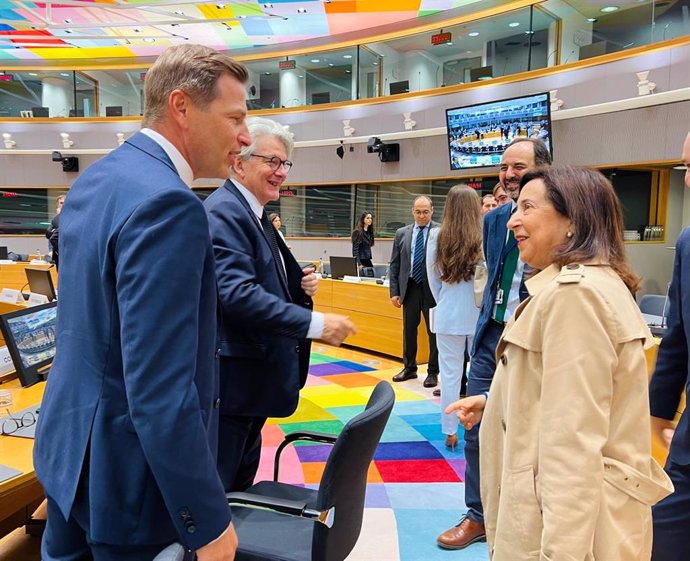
[437, 333, 473, 436]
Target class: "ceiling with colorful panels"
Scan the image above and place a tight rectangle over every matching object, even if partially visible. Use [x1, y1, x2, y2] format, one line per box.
[0, 0, 485, 61]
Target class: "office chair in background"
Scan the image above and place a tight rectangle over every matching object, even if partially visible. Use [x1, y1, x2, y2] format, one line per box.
[227, 380, 395, 561]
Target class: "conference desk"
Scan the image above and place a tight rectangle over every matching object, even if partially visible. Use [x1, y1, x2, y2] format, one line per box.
[0, 262, 56, 292]
[0, 379, 45, 538]
[313, 277, 429, 362]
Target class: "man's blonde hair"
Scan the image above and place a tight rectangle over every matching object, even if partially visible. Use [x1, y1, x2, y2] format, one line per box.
[142, 44, 248, 127]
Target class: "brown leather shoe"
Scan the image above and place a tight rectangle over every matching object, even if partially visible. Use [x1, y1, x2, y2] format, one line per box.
[437, 516, 486, 550]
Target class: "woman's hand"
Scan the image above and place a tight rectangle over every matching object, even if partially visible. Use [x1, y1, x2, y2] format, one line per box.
[445, 395, 487, 431]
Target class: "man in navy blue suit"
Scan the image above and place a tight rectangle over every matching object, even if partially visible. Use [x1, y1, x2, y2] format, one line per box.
[437, 138, 551, 550]
[34, 45, 251, 561]
[204, 117, 356, 493]
[651, 129, 690, 561]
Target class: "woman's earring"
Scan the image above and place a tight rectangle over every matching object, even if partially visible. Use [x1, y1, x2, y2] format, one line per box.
[566, 231, 573, 238]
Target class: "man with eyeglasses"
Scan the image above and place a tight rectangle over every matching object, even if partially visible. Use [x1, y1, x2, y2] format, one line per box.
[204, 116, 356, 493]
[389, 195, 440, 388]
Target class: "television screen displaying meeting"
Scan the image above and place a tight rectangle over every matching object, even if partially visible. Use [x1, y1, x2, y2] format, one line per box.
[445, 92, 552, 170]
[0, 301, 57, 387]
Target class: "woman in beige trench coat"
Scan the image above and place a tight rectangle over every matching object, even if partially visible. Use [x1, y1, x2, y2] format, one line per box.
[449, 166, 673, 561]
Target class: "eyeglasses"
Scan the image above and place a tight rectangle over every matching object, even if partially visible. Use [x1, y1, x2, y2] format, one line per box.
[1, 408, 36, 436]
[250, 154, 293, 173]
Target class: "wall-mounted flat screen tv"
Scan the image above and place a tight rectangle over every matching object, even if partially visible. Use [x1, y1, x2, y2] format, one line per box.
[445, 92, 552, 170]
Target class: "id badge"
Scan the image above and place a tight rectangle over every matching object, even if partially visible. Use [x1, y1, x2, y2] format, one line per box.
[495, 288, 504, 305]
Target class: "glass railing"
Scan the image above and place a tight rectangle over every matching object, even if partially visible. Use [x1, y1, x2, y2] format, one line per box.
[0, 0, 688, 118]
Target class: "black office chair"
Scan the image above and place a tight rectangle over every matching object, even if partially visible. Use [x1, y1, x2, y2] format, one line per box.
[227, 381, 395, 561]
[639, 293, 669, 337]
[372, 264, 388, 278]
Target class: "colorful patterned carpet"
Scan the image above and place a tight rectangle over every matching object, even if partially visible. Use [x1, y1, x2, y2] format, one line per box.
[257, 345, 490, 561]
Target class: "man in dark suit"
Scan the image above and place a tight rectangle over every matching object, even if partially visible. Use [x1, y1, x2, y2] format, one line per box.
[437, 138, 551, 550]
[45, 194, 64, 269]
[389, 195, 440, 387]
[650, 129, 690, 561]
[204, 117, 355, 493]
[33, 45, 251, 561]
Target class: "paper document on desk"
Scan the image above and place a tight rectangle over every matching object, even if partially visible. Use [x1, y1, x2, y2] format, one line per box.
[0, 464, 22, 483]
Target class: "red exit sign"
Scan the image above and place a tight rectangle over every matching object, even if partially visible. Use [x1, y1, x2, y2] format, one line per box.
[140, 72, 147, 81]
[431, 32, 452, 46]
[466, 181, 482, 190]
[279, 60, 296, 71]
[279, 189, 297, 197]
[2, 192, 18, 197]
[0, 74, 14, 82]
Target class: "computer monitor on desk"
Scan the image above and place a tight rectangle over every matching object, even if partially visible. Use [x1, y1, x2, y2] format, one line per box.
[0, 246, 8, 260]
[25, 268, 57, 302]
[0, 301, 57, 387]
[329, 256, 358, 280]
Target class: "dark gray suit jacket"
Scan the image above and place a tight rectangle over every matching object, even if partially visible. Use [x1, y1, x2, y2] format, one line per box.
[389, 221, 439, 304]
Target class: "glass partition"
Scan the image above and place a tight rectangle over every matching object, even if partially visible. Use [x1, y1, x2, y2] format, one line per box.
[0, 1, 687, 118]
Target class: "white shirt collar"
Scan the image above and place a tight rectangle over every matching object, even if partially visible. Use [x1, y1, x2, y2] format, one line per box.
[140, 128, 194, 188]
[232, 179, 264, 220]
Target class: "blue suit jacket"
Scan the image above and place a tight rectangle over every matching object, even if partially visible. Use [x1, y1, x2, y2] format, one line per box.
[472, 203, 513, 355]
[33, 132, 230, 549]
[650, 227, 690, 465]
[204, 180, 313, 418]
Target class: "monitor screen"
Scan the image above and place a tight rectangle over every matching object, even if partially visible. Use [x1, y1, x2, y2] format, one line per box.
[389, 80, 410, 95]
[0, 246, 7, 260]
[445, 92, 552, 170]
[31, 106, 49, 117]
[311, 92, 331, 105]
[106, 106, 123, 116]
[469, 65, 493, 82]
[329, 256, 358, 280]
[0, 301, 57, 387]
[25, 268, 57, 301]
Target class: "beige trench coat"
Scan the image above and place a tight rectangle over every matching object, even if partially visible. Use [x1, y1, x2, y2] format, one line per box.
[480, 263, 673, 561]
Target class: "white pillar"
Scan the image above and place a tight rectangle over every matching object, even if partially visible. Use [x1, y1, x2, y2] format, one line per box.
[41, 76, 72, 118]
[279, 69, 305, 107]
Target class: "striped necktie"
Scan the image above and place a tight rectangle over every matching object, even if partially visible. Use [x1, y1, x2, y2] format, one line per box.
[411, 225, 426, 283]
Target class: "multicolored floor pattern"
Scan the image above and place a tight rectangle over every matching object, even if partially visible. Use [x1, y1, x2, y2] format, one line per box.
[256, 345, 490, 561]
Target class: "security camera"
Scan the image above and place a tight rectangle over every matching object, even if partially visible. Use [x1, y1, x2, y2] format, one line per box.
[52, 150, 63, 162]
[51, 150, 79, 172]
[367, 137, 383, 153]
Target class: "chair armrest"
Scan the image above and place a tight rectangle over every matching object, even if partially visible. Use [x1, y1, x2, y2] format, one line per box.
[274, 431, 337, 481]
[227, 492, 335, 528]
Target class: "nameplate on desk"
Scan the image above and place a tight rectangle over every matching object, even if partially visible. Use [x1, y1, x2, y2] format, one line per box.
[0, 260, 15, 265]
[342, 275, 362, 283]
[0, 346, 14, 376]
[27, 293, 49, 307]
[29, 259, 48, 265]
[0, 288, 24, 304]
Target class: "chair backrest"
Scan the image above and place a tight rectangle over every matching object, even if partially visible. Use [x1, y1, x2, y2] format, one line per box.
[152, 543, 185, 561]
[639, 294, 668, 317]
[312, 380, 395, 561]
[372, 264, 388, 278]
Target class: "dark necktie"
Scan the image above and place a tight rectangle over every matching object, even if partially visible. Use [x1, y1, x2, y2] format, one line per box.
[411, 225, 426, 283]
[494, 230, 519, 323]
[260, 211, 287, 285]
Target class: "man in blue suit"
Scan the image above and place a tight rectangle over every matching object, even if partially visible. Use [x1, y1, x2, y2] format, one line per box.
[437, 138, 551, 550]
[33, 45, 251, 561]
[651, 129, 690, 561]
[204, 117, 355, 493]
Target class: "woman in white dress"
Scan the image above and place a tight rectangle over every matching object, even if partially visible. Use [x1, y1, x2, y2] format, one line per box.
[426, 185, 482, 450]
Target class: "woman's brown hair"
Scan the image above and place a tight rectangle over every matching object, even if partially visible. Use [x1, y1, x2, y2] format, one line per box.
[519, 166, 641, 293]
[435, 185, 482, 284]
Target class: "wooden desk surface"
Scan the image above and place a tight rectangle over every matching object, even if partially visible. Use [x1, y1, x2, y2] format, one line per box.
[0, 263, 57, 293]
[0, 379, 45, 527]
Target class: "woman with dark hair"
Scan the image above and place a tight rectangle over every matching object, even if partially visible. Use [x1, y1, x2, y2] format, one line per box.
[351, 211, 375, 269]
[425, 185, 481, 450]
[448, 166, 673, 560]
[269, 211, 289, 248]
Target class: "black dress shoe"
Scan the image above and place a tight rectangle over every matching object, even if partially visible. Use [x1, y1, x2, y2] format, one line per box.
[433, 388, 441, 397]
[423, 374, 438, 388]
[392, 369, 418, 382]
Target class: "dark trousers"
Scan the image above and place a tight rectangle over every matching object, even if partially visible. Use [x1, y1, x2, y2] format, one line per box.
[652, 461, 690, 561]
[217, 414, 267, 493]
[42, 484, 183, 561]
[402, 279, 439, 375]
[464, 318, 504, 524]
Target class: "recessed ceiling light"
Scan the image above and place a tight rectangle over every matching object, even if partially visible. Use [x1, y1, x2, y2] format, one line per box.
[468, 32, 479, 37]
[373, 61, 378, 65]
[29, 72, 38, 76]
[600, 5, 619, 12]
[587, 17, 598, 22]
[343, 54, 353, 59]
[264, 72, 271, 75]
[143, 37, 155, 43]
[508, 22, 520, 27]
[466, 50, 472, 54]
[328, 63, 334, 67]
[298, 74, 304, 78]
[524, 30, 535, 34]
[60, 73, 70, 77]
[446, 42, 453, 46]
[311, 59, 320, 63]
